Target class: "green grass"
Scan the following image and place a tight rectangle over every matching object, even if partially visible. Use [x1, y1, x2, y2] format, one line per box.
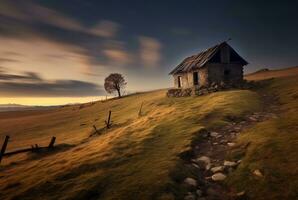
[226, 76, 298, 200]
[0, 89, 260, 200]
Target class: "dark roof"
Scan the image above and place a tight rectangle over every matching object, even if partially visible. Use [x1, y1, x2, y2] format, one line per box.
[169, 42, 248, 75]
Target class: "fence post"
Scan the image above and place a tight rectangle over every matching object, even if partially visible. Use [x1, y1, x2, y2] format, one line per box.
[0, 135, 9, 163]
[48, 137, 56, 148]
[93, 125, 100, 135]
[138, 102, 144, 117]
[105, 110, 112, 128]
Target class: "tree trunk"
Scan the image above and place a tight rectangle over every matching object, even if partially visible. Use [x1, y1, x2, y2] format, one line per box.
[117, 89, 121, 98]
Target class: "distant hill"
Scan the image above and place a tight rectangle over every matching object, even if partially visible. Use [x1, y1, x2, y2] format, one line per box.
[245, 66, 298, 80]
[0, 104, 27, 108]
[0, 104, 57, 112]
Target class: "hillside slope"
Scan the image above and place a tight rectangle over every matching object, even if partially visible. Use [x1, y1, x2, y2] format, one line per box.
[227, 71, 298, 199]
[0, 89, 260, 199]
[0, 67, 297, 200]
[245, 66, 298, 80]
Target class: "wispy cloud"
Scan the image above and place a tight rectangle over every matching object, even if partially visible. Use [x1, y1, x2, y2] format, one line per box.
[90, 20, 120, 38]
[0, 70, 103, 97]
[139, 36, 162, 67]
[0, 1, 120, 39]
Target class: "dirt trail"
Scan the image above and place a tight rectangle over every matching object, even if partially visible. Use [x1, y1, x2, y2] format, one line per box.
[183, 91, 280, 200]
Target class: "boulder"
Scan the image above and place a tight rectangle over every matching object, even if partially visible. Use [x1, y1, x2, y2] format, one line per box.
[248, 116, 258, 122]
[253, 169, 263, 177]
[211, 173, 227, 181]
[227, 142, 236, 147]
[195, 156, 211, 170]
[210, 132, 220, 137]
[224, 160, 237, 167]
[184, 177, 197, 187]
[210, 166, 224, 173]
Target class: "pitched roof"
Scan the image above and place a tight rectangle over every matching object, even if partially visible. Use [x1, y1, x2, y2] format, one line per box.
[169, 42, 248, 75]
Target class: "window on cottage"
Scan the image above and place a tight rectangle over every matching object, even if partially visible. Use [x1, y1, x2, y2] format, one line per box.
[178, 76, 182, 88]
[193, 72, 199, 85]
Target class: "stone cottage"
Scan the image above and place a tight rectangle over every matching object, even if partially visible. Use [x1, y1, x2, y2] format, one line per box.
[169, 42, 248, 89]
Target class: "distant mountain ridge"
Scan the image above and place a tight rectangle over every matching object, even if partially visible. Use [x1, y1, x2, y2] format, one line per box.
[0, 104, 29, 108]
[0, 104, 57, 112]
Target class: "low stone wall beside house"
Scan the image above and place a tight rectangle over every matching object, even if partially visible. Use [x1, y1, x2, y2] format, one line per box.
[167, 81, 252, 97]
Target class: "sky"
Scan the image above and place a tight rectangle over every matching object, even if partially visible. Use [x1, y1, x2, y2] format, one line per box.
[0, 0, 298, 105]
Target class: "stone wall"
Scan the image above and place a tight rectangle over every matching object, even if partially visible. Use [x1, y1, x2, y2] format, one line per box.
[173, 67, 209, 88]
[167, 80, 252, 97]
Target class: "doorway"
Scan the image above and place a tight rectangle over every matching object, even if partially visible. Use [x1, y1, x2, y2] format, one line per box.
[178, 76, 182, 88]
[193, 72, 199, 86]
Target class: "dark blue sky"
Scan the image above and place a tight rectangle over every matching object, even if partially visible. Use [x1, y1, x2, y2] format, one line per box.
[38, 0, 298, 71]
[0, 0, 297, 99]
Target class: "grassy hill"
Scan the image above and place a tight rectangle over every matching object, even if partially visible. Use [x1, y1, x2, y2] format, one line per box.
[227, 67, 298, 199]
[0, 67, 297, 200]
[245, 66, 298, 80]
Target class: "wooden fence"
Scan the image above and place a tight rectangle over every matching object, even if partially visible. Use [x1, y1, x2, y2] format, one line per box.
[0, 103, 144, 164]
[0, 136, 56, 164]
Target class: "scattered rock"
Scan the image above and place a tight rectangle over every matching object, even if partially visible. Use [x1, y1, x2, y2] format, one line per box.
[224, 160, 237, 167]
[220, 139, 227, 143]
[249, 116, 258, 122]
[210, 132, 220, 137]
[196, 189, 203, 197]
[192, 163, 200, 168]
[195, 156, 211, 170]
[206, 163, 211, 170]
[210, 166, 224, 173]
[234, 126, 242, 131]
[236, 191, 245, 197]
[253, 169, 263, 177]
[196, 156, 211, 163]
[227, 142, 236, 147]
[184, 177, 197, 187]
[211, 173, 227, 181]
[184, 193, 196, 200]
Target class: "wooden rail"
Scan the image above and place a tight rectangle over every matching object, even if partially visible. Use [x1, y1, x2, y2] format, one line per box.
[0, 136, 56, 164]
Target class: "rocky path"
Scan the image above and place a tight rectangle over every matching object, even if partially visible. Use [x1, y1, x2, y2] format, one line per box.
[183, 93, 280, 200]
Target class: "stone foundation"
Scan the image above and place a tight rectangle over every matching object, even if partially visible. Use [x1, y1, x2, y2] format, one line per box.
[167, 81, 252, 97]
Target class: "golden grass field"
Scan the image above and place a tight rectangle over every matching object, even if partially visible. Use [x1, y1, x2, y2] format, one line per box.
[0, 67, 297, 200]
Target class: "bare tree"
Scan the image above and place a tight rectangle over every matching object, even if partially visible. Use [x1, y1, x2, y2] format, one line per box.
[104, 73, 126, 97]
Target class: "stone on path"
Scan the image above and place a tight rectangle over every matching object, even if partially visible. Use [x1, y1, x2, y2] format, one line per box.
[236, 191, 246, 197]
[184, 177, 197, 187]
[211, 173, 227, 181]
[249, 116, 258, 122]
[253, 169, 263, 177]
[210, 132, 220, 137]
[196, 156, 211, 170]
[210, 166, 224, 173]
[224, 160, 237, 167]
[227, 142, 236, 147]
